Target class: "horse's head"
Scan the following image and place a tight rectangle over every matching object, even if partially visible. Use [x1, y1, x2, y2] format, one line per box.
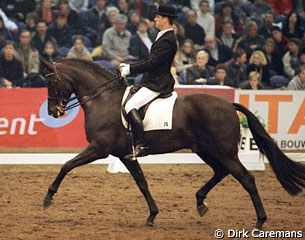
[41, 59, 74, 118]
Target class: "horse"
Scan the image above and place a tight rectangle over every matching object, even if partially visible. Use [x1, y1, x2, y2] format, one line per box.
[41, 58, 305, 229]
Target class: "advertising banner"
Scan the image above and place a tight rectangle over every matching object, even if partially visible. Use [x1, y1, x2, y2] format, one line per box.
[0, 89, 87, 147]
[235, 90, 305, 150]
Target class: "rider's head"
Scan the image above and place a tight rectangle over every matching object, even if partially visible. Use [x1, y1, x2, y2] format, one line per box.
[154, 4, 177, 30]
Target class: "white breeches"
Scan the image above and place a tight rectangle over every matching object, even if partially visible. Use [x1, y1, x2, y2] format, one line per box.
[125, 87, 160, 114]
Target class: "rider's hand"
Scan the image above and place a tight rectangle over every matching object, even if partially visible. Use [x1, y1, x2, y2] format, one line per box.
[118, 63, 130, 78]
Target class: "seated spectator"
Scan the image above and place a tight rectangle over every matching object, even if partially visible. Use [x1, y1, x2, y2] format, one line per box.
[251, 0, 274, 28]
[216, 20, 241, 52]
[24, 12, 39, 36]
[57, 0, 82, 35]
[206, 63, 233, 86]
[224, 48, 248, 88]
[287, 64, 305, 90]
[117, 0, 131, 16]
[247, 50, 272, 87]
[79, 0, 108, 45]
[102, 14, 133, 67]
[15, 29, 46, 87]
[215, 1, 243, 37]
[129, 0, 153, 20]
[204, 34, 232, 67]
[237, 20, 265, 58]
[67, 35, 92, 60]
[240, 71, 265, 89]
[196, 0, 215, 36]
[0, 15, 16, 50]
[224, 0, 254, 24]
[183, 9, 206, 51]
[258, 11, 276, 39]
[32, 19, 56, 55]
[174, 39, 196, 75]
[0, 41, 24, 88]
[185, 50, 215, 85]
[128, 19, 154, 61]
[69, 0, 89, 13]
[0, 8, 18, 32]
[173, 21, 185, 49]
[127, 10, 140, 35]
[265, 0, 292, 20]
[47, 13, 73, 56]
[282, 11, 304, 39]
[41, 40, 62, 62]
[270, 26, 287, 58]
[282, 38, 301, 79]
[35, 0, 55, 25]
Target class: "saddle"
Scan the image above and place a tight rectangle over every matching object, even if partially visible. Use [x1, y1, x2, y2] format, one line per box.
[121, 85, 177, 131]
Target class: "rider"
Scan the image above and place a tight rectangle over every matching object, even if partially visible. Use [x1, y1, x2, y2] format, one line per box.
[119, 4, 178, 160]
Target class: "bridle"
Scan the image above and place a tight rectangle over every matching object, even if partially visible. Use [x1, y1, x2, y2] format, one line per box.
[45, 62, 122, 111]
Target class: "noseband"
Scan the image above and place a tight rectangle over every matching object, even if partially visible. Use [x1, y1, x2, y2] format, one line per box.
[46, 62, 122, 111]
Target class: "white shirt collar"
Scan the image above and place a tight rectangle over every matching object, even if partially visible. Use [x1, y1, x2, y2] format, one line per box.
[155, 28, 173, 42]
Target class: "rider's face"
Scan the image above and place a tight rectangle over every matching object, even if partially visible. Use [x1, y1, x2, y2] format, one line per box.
[154, 14, 165, 30]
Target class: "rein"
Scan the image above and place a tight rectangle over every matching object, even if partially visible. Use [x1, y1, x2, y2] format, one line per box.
[46, 62, 123, 111]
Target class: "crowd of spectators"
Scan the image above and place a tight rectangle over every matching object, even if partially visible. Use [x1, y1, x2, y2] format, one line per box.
[0, 0, 305, 90]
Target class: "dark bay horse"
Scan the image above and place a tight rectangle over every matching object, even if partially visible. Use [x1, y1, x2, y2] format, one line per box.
[41, 59, 305, 229]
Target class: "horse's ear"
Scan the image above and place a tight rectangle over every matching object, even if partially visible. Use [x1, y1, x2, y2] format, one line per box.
[40, 58, 54, 73]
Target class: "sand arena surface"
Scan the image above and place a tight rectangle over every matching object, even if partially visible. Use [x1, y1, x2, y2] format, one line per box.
[0, 164, 304, 240]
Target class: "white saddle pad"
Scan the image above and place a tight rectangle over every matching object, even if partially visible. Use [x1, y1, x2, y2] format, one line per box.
[121, 86, 177, 131]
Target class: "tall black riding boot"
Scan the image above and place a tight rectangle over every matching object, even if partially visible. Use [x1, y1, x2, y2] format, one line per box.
[124, 109, 149, 160]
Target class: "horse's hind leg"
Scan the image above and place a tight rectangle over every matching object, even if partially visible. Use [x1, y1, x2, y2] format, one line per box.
[120, 158, 159, 227]
[222, 156, 267, 229]
[196, 151, 229, 217]
[43, 144, 101, 208]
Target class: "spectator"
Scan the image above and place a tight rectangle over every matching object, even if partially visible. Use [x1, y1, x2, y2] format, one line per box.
[35, 0, 55, 25]
[57, 0, 81, 35]
[174, 39, 196, 76]
[69, 0, 89, 13]
[246, 50, 272, 87]
[102, 14, 133, 67]
[215, 1, 243, 37]
[173, 21, 185, 49]
[15, 29, 46, 87]
[216, 20, 241, 52]
[282, 38, 301, 79]
[286, 64, 305, 90]
[185, 50, 215, 85]
[237, 20, 265, 58]
[206, 63, 233, 86]
[258, 10, 276, 39]
[0, 8, 18, 32]
[265, 0, 292, 19]
[251, 0, 274, 28]
[129, 0, 152, 20]
[204, 34, 232, 67]
[224, 48, 248, 88]
[0, 15, 16, 50]
[67, 35, 92, 60]
[117, 0, 131, 16]
[41, 40, 62, 62]
[183, 9, 206, 51]
[47, 13, 73, 56]
[32, 19, 56, 55]
[240, 71, 265, 89]
[129, 19, 154, 61]
[270, 26, 287, 58]
[196, 0, 215, 36]
[79, 0, 108, 45]
[0, 41, 24, 88]
[24, 12, 39, 36]
[127, 10, 140, 35]
[282, 11, 304, 39]
[225, 0, 254, 24]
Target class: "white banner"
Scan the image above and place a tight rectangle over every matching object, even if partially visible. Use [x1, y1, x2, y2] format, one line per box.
[235, 90, 305, 150]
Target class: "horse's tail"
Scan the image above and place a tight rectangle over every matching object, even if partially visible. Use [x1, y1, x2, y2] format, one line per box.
[233, 103, 305, 196]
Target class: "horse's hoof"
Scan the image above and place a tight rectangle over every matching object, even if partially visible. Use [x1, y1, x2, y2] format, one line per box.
[43, 197, 53, 209]
[145, 221, 155, 227]
[197, 202, 208, 217]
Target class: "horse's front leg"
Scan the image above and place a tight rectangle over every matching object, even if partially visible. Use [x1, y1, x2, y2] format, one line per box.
[43, 144, 102, 208]
[120, 158, 159, 227]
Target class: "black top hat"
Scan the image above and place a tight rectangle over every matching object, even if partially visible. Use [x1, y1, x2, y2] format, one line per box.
[155, 4, 177, 18]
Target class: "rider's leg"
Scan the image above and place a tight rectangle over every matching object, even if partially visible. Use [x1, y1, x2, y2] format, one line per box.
[124, 87, 160, 159]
